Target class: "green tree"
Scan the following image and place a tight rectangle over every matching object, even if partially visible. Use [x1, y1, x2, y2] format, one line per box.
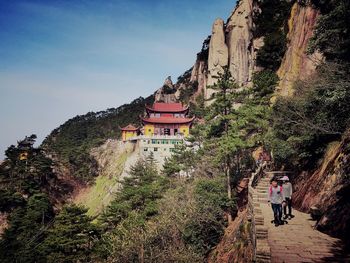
[268, 62, 350, 168]
[162, 144, 198, 177]
[0, 193, 54, 263]
[206, 66, 243, 222]
[309, 0, 350, 62]
[40, 204, 102, 263]
[100, 159, 168, 229]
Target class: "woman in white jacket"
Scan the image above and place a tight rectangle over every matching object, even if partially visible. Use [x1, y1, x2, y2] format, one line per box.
[281, 175, 294, 219]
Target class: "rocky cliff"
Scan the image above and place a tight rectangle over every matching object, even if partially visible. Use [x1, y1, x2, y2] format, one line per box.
[205, 0, 257, 102]
[225, 0, 255, 86]
[292, 130, 350, 243]
[154, 76, 177, 103]
[155, 0, 258, 104]
[277, 2, 322, 96]
[75, 140, 139, 216]
[206, 18, 228, 100]
[190, 0, 323, 101]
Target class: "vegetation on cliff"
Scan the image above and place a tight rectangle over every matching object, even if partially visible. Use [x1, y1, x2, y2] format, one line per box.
[309, 0, 350, 62]
[268, 62, 350, 169]
[254, 0, 293, 70]
[42, 96, 154, 182]
[0, 138, 56, 262]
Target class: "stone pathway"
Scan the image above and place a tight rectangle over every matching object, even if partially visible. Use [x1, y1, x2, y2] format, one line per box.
[256, 172, 349, 263]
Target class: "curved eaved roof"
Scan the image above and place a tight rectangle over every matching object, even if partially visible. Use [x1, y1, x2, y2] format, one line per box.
[145, 102, 189, 113]
[121, 124, 139, 131]
[141, 116, 195, 124]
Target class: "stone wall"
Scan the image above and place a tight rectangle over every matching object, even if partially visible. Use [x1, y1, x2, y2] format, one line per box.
[248, 168, 271, 262]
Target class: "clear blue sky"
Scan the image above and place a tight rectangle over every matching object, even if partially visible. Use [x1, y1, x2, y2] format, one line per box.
[0, 0, 235, 158]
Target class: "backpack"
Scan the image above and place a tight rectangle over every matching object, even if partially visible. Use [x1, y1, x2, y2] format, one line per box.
[269, 185, 283, 196]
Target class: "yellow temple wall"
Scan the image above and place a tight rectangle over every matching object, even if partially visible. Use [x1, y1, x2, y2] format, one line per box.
[179, 125, 190, 137]
[144, 124, 154, 136]
[122, 131, 137, 141]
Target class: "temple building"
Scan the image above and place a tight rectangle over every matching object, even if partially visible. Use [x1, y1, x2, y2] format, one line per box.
[141, 102, 195, 137]
[120, 102, 195, 164]
[121, 124, 139, 142]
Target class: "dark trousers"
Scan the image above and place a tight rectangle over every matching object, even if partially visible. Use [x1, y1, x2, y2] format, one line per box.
[271, 203, 282, 222]
[283, 197, 292, 216]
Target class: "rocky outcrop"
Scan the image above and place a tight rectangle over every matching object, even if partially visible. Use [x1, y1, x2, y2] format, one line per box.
[75, 140, 139, 216]
[204, 0, 258, 102]
[226, 0, 255, 86]
[292, 130, 350, 242]
[207, 18, 229, 100]
[154, 76, 177, 103]
[190, 59, 207, 95]
[277, 2, 322, 96]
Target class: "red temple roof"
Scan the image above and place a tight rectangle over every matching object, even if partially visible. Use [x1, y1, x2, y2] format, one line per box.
[145, 102, 188, 113]
[121, 124, 139, 131]
[141, 116, 195, 124]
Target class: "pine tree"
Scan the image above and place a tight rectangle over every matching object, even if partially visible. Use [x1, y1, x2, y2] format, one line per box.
[206, 66, 244, 223]
[40, 204, 102, 263]
[0, 193, 54, 263]
[100, 159, 167, 229]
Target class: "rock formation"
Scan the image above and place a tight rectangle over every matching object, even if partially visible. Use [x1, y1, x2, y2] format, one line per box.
[277, 2, 322, 96]
[206, 18, 229, 100]
[292, 130, 350, 241]
[226, 0, 254, 86]
[203, 0, 258, 102]
[190, 59, 207, 96]
[154, 76, 177, 103]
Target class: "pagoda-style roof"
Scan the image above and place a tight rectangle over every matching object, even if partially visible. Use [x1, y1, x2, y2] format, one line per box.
[145, 102, 189, 113]
[141, 116, 195, 124]
[121, 124, 139, 131]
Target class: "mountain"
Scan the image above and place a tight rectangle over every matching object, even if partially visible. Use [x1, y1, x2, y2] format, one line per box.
[1, 0, 349, 262]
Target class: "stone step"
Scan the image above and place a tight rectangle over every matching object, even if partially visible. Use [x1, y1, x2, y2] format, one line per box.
[255, 257, 271, 263]
[258, 182, 270, 187]
[259, 181, 270, 186]
[253, 208, 262, 214]
[256, 226, 268, 239]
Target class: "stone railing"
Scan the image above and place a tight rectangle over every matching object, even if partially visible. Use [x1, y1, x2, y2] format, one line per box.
[248, 169, 271, 262]
[127, 134, 185, 141]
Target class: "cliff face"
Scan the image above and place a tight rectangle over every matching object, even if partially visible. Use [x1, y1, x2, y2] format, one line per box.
[207, 18, 228, 100]
[190, 58, 207, 96]
[75, 140, 139, 216]
[277, 2, 321, 96]
[154, 76, 177, 103]
[205, 0, 257, 102]
[152, 0, 258, 104]
[292, 130, 350, 241]
[226, 0, 254, 86]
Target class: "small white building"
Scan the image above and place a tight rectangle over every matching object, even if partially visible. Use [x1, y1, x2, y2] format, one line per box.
[127, 134, 184, 166]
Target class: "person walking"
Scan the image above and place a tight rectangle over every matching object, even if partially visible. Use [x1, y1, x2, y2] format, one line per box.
[267, 178, 284, 226]
[282, 175, 294, 219]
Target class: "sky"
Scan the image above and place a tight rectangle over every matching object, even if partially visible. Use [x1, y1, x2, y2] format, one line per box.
[0, 0, 235, 159]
